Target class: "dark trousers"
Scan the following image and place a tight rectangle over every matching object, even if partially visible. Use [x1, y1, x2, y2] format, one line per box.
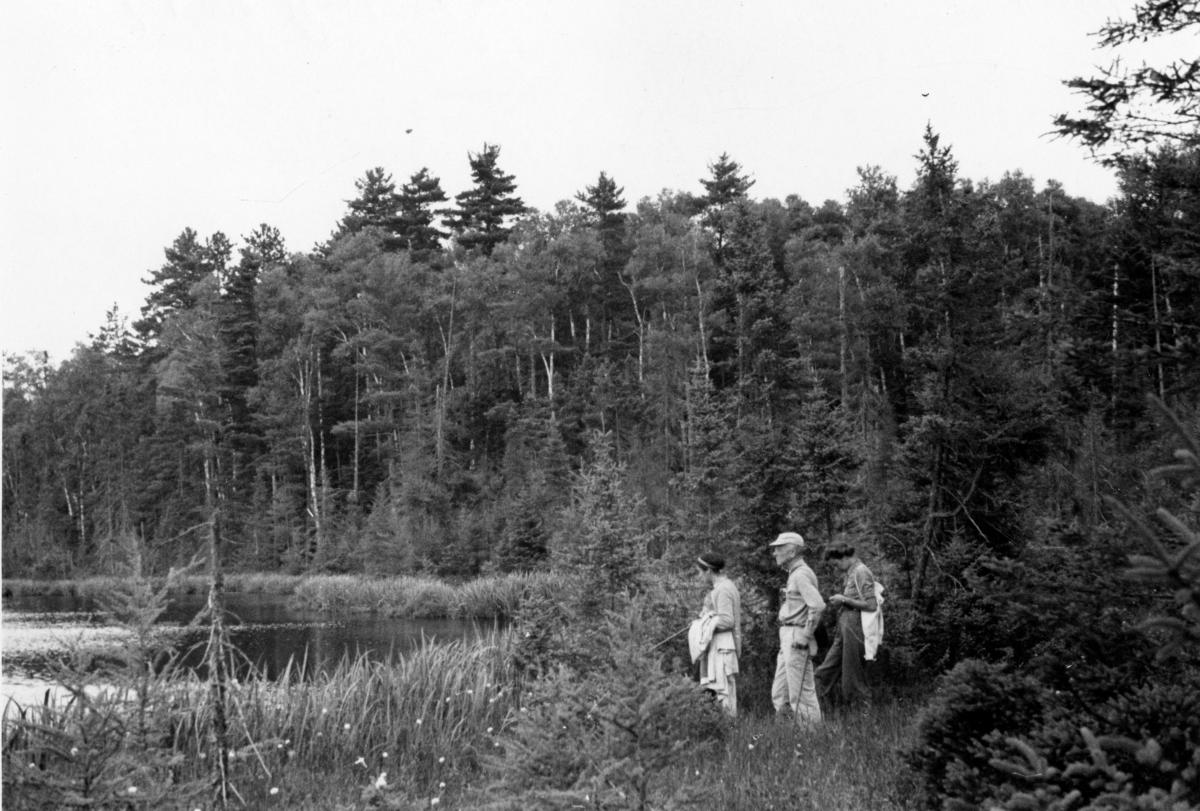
[815, 609, 870, 708]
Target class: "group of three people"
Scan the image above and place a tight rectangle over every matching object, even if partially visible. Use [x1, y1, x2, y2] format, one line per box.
[692, 531, 878, 720]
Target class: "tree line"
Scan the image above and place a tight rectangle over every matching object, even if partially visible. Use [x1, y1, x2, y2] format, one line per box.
[4, 127, 1198, 617]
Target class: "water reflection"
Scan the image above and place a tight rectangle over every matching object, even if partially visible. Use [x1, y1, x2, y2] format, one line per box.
[2, 591, 492, 691]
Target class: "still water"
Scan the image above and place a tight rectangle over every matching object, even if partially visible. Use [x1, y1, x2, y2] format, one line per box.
[1, 592, 489, 708]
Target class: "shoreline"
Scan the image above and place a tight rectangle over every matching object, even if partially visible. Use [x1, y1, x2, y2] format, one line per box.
[2, 570, 558, 620]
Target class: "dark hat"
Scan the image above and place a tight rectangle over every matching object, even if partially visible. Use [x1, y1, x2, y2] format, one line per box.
[697, 553, 725, 572]
[825, 542, 855, 559]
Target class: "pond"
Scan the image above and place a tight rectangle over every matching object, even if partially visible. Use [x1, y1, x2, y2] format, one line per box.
[1, 591, 493, 709]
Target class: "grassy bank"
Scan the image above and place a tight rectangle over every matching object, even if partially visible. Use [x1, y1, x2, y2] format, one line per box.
[5, 621, 919, 809]
[2, 571, 561, 619]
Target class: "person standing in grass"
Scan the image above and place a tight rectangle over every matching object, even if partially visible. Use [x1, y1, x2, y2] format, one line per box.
[694, 552, 742, 717]
[815, 542, 878, 711]
[769, 532, 825, 726]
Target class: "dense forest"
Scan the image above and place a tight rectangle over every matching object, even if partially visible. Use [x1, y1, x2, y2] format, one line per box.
[5, 0, 1200, 645]
[5, 124, 1197, 593]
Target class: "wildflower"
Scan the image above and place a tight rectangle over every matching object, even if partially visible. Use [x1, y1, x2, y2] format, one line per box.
[284, 738, 291, 745]
[432, 799, 440, 807]
[288, 750, 296, 758]
[269, 787, 279, 796]
[321, 708, 328, 714]
[748, 744, 755, 750]
[466, 689, 473, 695]
[438, 756, 445, 764]
[382, 751, 389, 759]
[127, 786, 138, 795]
[439, 782, 446, 789]
[445, 696, 451, 703]
[354, 756, 367, 768]
[374, 772, 388, 789]
[344, 723, 352, 731]
[70, 747, 79, 757]
[416, 718, 423, 725]
[486, 727, 493, 734]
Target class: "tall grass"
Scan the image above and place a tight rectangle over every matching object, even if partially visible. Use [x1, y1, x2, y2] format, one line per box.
[5, 630, 523, 806]
[289, 571, 559, 618]
[5, 571, 559, 620]
[696, 705, 918, 810]
[2, 572, 304, 600]
[182, 631, 518, 780]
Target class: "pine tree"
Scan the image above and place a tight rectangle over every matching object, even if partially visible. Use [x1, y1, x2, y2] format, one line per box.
[337, 167, 401, 238]
[395, 167, 449, 256]
[442, 143, 528, 256]
[135, 229, 230, 347]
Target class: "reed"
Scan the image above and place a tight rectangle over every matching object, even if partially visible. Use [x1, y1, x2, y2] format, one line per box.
[181, 630, 521, 792]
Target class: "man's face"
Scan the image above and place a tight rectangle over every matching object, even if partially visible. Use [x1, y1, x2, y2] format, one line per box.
[772, 544, 798, 568]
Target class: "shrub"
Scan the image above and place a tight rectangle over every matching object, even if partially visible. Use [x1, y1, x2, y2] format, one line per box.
[905, 659, 1048, 809]
[481, 602, 728, 810]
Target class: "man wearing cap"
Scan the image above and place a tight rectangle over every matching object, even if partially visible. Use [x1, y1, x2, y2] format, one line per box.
[815, 542, 878, 711]
[769, 532, 825, 726]
[694, 552, 742, 716]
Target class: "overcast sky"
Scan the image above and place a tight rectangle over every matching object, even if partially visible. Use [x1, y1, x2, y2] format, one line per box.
[0, 0, 1187, 362]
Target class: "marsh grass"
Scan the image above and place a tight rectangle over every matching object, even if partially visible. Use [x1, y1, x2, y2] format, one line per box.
[2, 572, 305, 601]
[4, 571, 556, 621]
[288, 571, 557, 618]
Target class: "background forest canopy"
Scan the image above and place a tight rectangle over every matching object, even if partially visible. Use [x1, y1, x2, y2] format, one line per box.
[3, 117, 1199, 616]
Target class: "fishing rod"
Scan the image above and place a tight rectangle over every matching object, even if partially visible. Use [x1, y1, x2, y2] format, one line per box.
[651, 625, 689, 650]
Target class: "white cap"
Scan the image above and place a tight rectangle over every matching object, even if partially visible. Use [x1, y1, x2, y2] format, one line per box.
[769, 531, 805, 548]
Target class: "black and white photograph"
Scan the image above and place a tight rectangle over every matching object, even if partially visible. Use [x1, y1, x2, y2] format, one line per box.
[2, 1, 1197, 808]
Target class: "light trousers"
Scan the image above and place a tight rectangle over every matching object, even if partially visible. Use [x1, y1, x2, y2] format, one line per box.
[771, 625, 822, 726]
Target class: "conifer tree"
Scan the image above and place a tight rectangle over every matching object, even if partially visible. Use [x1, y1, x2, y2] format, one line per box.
[395, 167, 449, 256]
[699, 152, 755, 261]
[443, 143, 528, 256]
[337, 167, 401, 237]
[135, 229, 231, 347]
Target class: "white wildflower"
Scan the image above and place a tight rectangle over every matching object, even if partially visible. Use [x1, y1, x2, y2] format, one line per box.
[269, 786, 279, 796]
[374, 771, 388, 789]
[354, 756, 367, 768]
